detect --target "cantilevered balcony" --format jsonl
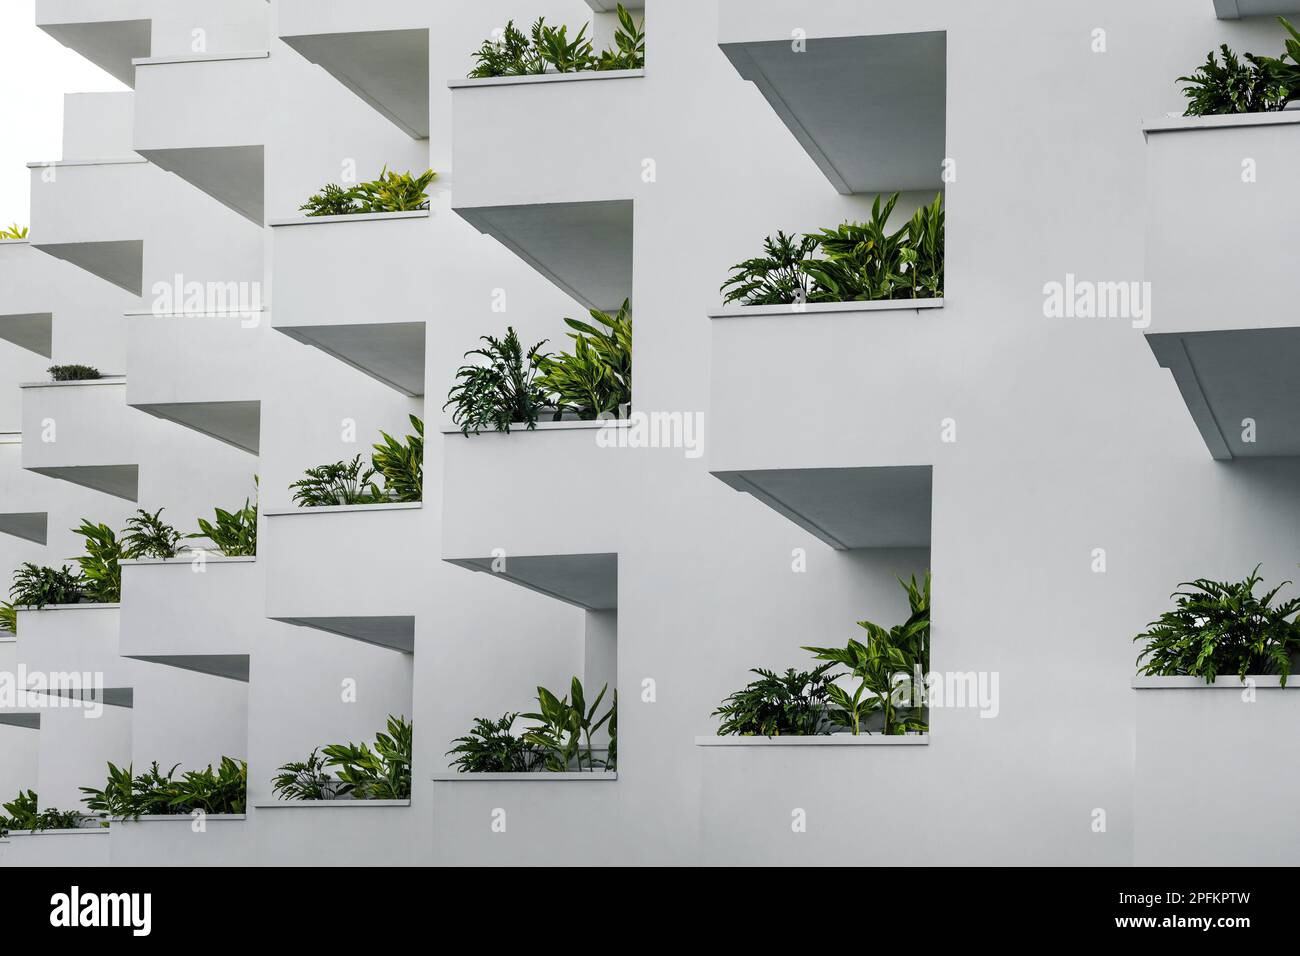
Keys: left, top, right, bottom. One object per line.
{"left": 0, "top": 435, "right": 49, "bottom": 544}
{"left": 36, "top": 0, "right": 151, "bottom": 85}
{"left": 19, "top": 377, "right": 140, "bottom": 500}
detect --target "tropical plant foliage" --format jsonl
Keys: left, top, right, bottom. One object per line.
{"left": 721, "top": 193, "right": 946, "bottom": 305}
{"left": 712, "top": 665, "right": 838, "bottom": 737}
{"left": 191, "top": 482, "right": 258, "bottom": 556}
{"left": 0, "top": 601, "right": 15, "bottom": 635}
{"left": 273, "top": 717, "right": 413, "bottom": 800}
{"left": 1179, "top": 44, "right": 1290, "bottom": 115}
{"left": 0, "top": 224, "right": 29, "bottom": 240}
{"left": 300, "top": 168, "right": 436, "bottom": 216}
{"left": 290, "top": 455, "right": 382, "bottom": 507}
{"left": 47, "top": 364, "right": 101, "bottom": 382}
{"left": 122, "top": 508, "right": 183, "bottom": 559}
{"left": 444, "top": 327, "right": 556, "bottom": 434}
{"left": 0, "top": 790, "right": 86, "bottom": 834}
{"left": 371, "top": 415, "right": 424, "bottom": 503}
{"left": 1254, "top": 17, "right": 1300, "bottom": 101}
{"left": 448, "top": 679, "right": 617, "bottom": 773}
{"left": 1134, "top": 567, "right": 1300, "bottom": 685}
{"left": 271, "top": 749, "right": 338, "bottom": 800}
{"left": 9, "top": 563, "right": 83, "bottom": 608}
{"left": 536, "top": 300, "right": 633, "bottom": 420}
{"left": 468, "top": 4, "right": 644, "bottom": 77}
{"left": 80, "top": 758, "right": 247, "bottom": 819}
{"left": 70, "top": 520, "right": 124, "bottom": 603}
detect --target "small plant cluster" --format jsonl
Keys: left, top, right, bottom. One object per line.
{"left": 0, "top": 224, "right": 28, "bottom": 240}
{"left": 0, "top": 790, "right": 87, "bottom": 835}
{"left": 713, "top": 574, "right": 931, "bottom": 737}
{"left": 447, "top": 678, "right": 616, "bottom": 773}
{"left": 722, "top": 193, "right": 945, "bottom": 306}
{"left": 290, "top": 416, "right": 423, "bottom": 507}
{"left": 445, "top": 301, "right": 632, "bottom": 434}
{"left": 300, "top": 168, "right": 436, "bottom": 216}
{"left": 47, "top": 364, "right": 101, "bottom": 382}
{"left": 273, "top": 716, "right": 412, "bottom": 800}
{"left": 193, "top": 482, "right": 258, "bottom": 556}
{"left": 1179, "top": 17, "right": 1300, "bottom": 116}
{"left": 1134, "top": 567, "right": 1300, "bottom": 685}
{"left": 469, "top": 4, "right": 644, "bottom": 78}
{"left": 80, "top": 757, "right": 247, "bottom": 819}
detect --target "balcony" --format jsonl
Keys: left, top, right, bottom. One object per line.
{"left": 19, "top": 377, "right": 140, "bottom": 500}
{"left": 0, "top": 436, "right": 47, "bottom": 544}
{"left": 1143, "top": 111, "right": 1300, "bottom": 460}
{"left": 269, "top": 211, "right": 432, "bottom": 396}
{"left": 17, "top": 604, "right": 137, "bottom": 699}
{"left": 718, "top": 0, "right": 946, "bottom": 194}
{"left": 251, "top": 801, "right": 415, "bottom": 866}
{"left": 277, "top": 0, "right": 429, "bottom": 139}
{"left": 1, "top": 829, "right": 110, "bottom": 867}
{"left": 132, "top": 52, "right": 270, "bottom": 224}
{"left": 108, "top": 816, "right": 251, "bottom": 866}
{"left": 1134, "top": 677, "right": 1300, "bottom": 865}
{"left": 36, "top": 0, "right": 151, "bottom": 85}
{"left": 1213, "top": 1, "right": 1300, "bottom": 16}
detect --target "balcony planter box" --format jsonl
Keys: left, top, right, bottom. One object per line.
{"left": 251, "top": 799, "right": 416, "bottom": 866}
{"left": 264, "top": 503, "right": 425, "bottom": 652}
{"left": 1134, "top": 676, "right": 1300, "bottom": 865}
{"left": 1143, "top": 112, "right": 1300, "bottom": 460}
{"left": 19, "top": 376, "right": 143, "bottom": 500}
{"left": 132, "top": 52, "right": 271, "bottom": 224}
{"left": 2, "top": 827, "right": 110, "bottom": 867}
{"left": 16, "top": 603, "right": 136, "bottom": 692}
{"left": 119, "top": 556, "right": 258, "bottom": 680}
{"left": 107, "top": 814, "right": 252, "bottom": 867}
{"left": 269, "top": 211, "right": 432, "bottom": 396}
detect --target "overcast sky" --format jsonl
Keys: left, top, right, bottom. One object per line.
{"left": 0, "top": 0, "right": 128, "bottom": 227}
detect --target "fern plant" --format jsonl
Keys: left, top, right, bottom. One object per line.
{"left": 720, "top": 231, "right": 819, "bottom": 306}
{"left": 372, "top": 415, "right": 424, "bottom": 502}
{"left": 191, "top": 481, "right": 258, "bottom": 556}
{"left": 9, "top": 563, "right": 83, "bottom": 608}
{"left": 70, "top": 520, "right": 124, "bottom": 603}
{"left": 0, "top": 224, "right": 29, "bottom": 240}
{"left": 445, "top": 327, "right": 556, "bottom": 434}
{"left": 1134, "top": 567, "right": 1300, "bottom": 685}
{"left": 1179, "top": 44, "right": 1289, "bottom": 115}
{"left": 47, "top": 364, "right": 101, "bottom": 381}
{"left": 290, "top": 455, "right": 383, "bottom": 507}
{"left": 300, "top": 183, "right": 361, "bottom": 216}
{"left": 446, "top": 714, "right": 548, "bottom": 773}
{"left": 321, "top": 716, "right": 413, "bottom": 799}
{"left": 122, "top": 508, "right": 183, "bottom": 559}
{"left": 536, "top": 300, "right": 632, "bottom": 419}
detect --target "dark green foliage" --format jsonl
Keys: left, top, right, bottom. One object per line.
{"left": 0, "top": 790, "right": 86, "bottom": 834}
{"left": 271, "top": 749, "right": 337, "bottom": 800}
{"left": 0, "top": 601, "right": 15, "bottom": 635}
{"left": 9, "top": 562, "right": 83, "bottom": 608}
{"left": 290, "top": 455, "right": 382, "bottom": 507}
{"left": 712, "top": 665, "right": 837, "bottom": 737}
{"left": 1179, "top": 44, "right": 1289, "bottom": 115}
{"left": 444, "top": 327, "right": 556, "bottom": 434}
{"left": 1134, "top": 567, "right": 1300, "bottom": 685}
{"left": 70, "top": 520, "right": 124, "bottom": 603}
{"left": 468, "top": 4, "right": 645, "bottom": 77}
{"left": 80, "top": 758, "right": 247, "bottom": 819}
{"left": 299, "top": 183, "right": 360, "bottom": 216}
{"left": 371, "top": 415, "right": 424, "bottom": 503}
{"left": 446, "top": 714, "right": 548, "bottom": 773}
{"left": 536, "top": 300, "right": 632, "bottom": 420}
{"left": 1255, "top": 17, "right": 1300, "bottom": 101}
{"left": 300, "top": 168, "right": 436, "bottom": 216}
{"left": 191, "top": 487, "right": 258, "bottom": 557}
{"left": 319, "top": 716, "right": 413, "bottom": 799}
{"left": 720, "top": 231, "right": 818, "bottom": 306}
{"left": 47, "top": 364, "right": 101, "bottom": 381}
{"left": 122, "top": 508, "right": 183, "bottom": 559}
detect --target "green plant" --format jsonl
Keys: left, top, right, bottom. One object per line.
{"left": 1134, "top": 567, "right": 1300, "bottom": 686}
{"left": 9, "top": 563, "right": 83, "bottom": 608}
{"left": 469, "top": 19, "right": 547, "bottom": 77}
{"left": 321, "top": 716, "right": 412, "bottom": 799}
{"left": 272, "top": 749, "right": 339, "bottom": 800}
{"left": 445, "top": 327, "right": 556, "bottom": 434}
{"left": 0, "top": 601, "right": 15, "bottom": 635}
{"left": 47, "top": 364, "right": 101, "bottom": 382}
{"left": 290, "top": 455, "right": 383, "bottom": 507}
{"left": 720, "top": 231, "right": 819, "bottom": 306}
{"left": 522, "top": 678, "right": 615, "bottom": 772}
{"left": 0, "top": 224, "right": 28, "bottom": 240}
{"left": 597, "top": 4, "right": 646, "bottom": 71}
{"left": 1179, "top": 43, "right": 1290, "bottom": 116}
{"left": 122, "top": 507, "right": 183, "bottom": 559}
{"left": 300, "top": 182, "right": 361, "bottom": 217}
{"left": 80, "top": 758, "right": 246, "bottom": 819}
{"left": 300, "top": 168, "right": 436, "bottom": 216}
{"left": 536, "top": 300, "right": 633, "bottom": 419}
{"left": 712, "top": 665, "right": 836, "bottom": 737}
{"left": 533, "top": 20, "right": 594, "bottom": 73}
{"left": 467, "top": 5, "right": 644, "bottom": 78}
{"left": 804, "top": 573, "right": 931, "bottom": 736}
{"left": 0, "top": 790, "right": 85, "bottom": 835}
{"left": 446, "top": 714, "right": 548, "bottom": 773}
{"left": 372, "top": 415, "right": 424, "bottom": 502}
{"left": 70, "top": 520, "right": 124, "bottom": 603}
{"left": 1251, "top": 17, "right": 1300, "bottom": 103}
{"left": 804, "top": 193, "right": 914, "bottom": 302}
{"left": 191, "top": 483, "right": 258, "bottom": 556}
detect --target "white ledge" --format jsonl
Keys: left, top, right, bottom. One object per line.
{"left": 1143, "top": 110, "right": 1300, "bottom": 134}
{"left": 119, "top": 554, "right": 254, "bottom": 567}
{"left": 431, "top": 772, "right": 618, "bottom": 781}
{"left": 5, "top": 827, "right": 106, "bottom": 837}
{"left": 440, "top": 418, "right": 632, "bottom": 436}
{"left": 695, "top": 735, "right": 929, "bottom": 747}
{"left": 14, "top": 603, "right": 120, "bottom": 612}
{"left": 19, "top": 375, "right": 125, "bottom": 389}
{"left": 270, "top": 210, "right": 430, "bottom": 227}
{"left": 133, "top": 51, "right": 270, "bottom": 66}
{"left": 252, "top": 799, "right": 411, "bottom": 808}
{"left": 710, "top": 299, "right": 945, "bottom": 319}
{"left": 0, "top": 432, "right": 21, "bottom": 445}
{"left": 0, "top": 240, "right": 30, "bottom": 246}
{"left": 110, "top": 814, "right": 247, "bottom": 823}
{"left": 124, "top": 308, "right": 266, "bottom": 318}
{"left": 264, "top": 501, "right": 422, "bottom": 517}
{"left": 1132, "top": 675, "right": 1296, "bottom": 689}
{"left": 26, "top": 157, "right": 146, "bottom": 169}
{"left": 448, "top": 68, "right": 644, "bottom": 89}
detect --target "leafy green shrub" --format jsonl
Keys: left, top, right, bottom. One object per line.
{"left": 712, "top": 665, "right": 837, "bottom": 737}
{"left": 1180, "top": 44, "right": 1289, "bottom": 115}
{"left": 1134, "top": 567, "right": 1300, "bottom": 685}
{"left": 47, "top": 364, "right": 101, "bottom": 382}
{"left": 449, "top": 680, "right": 616, "bottom": 773}
{"left": 300, "top": 168, "right": 436, "bottom": 216}
{"left": 722, "top": 193, "right": 945, "bottom": 306}
{"left": 190, "top": 483, "right": 258, "bottom": 556}
{"left": 290, "top": 455, "right": 383, "bottom": 507}
{"left": 0, "top": 224, "right": 28, "bottom": 240}
{"left": 469, "top": 4, "right": 645, "bottom": 78}
{"left": 273, "top": 718, "right": 412, "bottom": 800}
{"left": 0, "top": 790, "right": 87, "bottom": 835}
{"left": 71, "top": 520, "right": 124, "bottom": 603}
{"left": 80, "top": 758, "right": 247, "bottom": 819}
{"left": 0, "top": 601, "right": 15, "bottom": 635}
{"left": 9, "top": 563, "right": 83, "bottom": 608}
{"left": 371, "top": 415, "right": 424, "bottom": 503}
{"left": 445, "top": 327, "right": 557, "bottom": 434}
{"left": 536, "top": 300, "right": 632, "bottom": 420}
{"left": 1254, "top": 17, "right": 1300, "bottom": 102}
{"left": 271, "top": 749, "right": 338, "bottom": 801}
{"left": 122, "top": 508, "right": 183, "bottom": 559}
